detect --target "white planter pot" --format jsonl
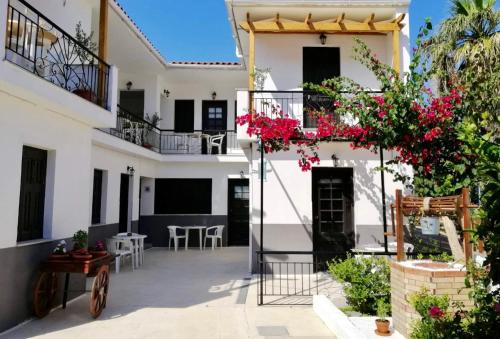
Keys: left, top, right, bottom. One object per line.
{"left": 421, "top": 216, "right": 440, "bottom": 235}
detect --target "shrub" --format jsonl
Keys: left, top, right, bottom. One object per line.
{"left": 328, "top": 254, "right": 390, "bottom": 315}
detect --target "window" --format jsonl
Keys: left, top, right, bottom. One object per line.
{"left": 91, "top": 169, "right": 103, "bottom": 224}
{"left": 155, "top": 179, "right": 212, "bottom": 214}
{"left": 17, "top": 146, "right": 47, "bottom": 242}
{"left": 119, "top": 90, "right": 145, "bottom": 119}
{"left": 233, "top": 185, "right": 249, "bottom": 200}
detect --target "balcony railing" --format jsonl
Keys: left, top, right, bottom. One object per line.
{"left": 5, "top": 0, "right": 110, "bottom": 109}
{"left": 99, "top": 105, "right": 240, "bottom": 155}
{"left": 250, "top": 90, "right": 381, "bottom": 128}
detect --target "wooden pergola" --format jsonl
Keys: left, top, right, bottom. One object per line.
{"left": 240, "top": 12, "right": 406, "bottom": 89}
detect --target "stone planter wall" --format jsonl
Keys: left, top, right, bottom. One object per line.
{"left": 390, "top": 260, "right": 472, "bottom": 338}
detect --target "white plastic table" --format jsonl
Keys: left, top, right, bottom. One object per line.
{"left": 113, "top": 233, "right": 148, "bottom": 267}
{"left": 184, "top": 226, "right": 206, "bottom": 250}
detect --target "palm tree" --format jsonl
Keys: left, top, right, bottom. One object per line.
{"left": 428, "top": 0, "right": 499, "bottom": 88}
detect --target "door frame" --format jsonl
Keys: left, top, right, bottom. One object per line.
{"left": 311, "top": 167, "right": 354, "bottom": 255}
{"left": 227, "top": 178, "right": 250, "bottom": 247}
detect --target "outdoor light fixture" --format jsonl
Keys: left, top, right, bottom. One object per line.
{"left": 126, "top": 81, "right": 132, "bottom": 90}
{"left": 240, "top": 170, "right": 245, "bottom": 178}
{"left": 163, "top": 89, "right": 170, "bottom": 98}
{"left": 211, "top": 91, "right": 217, "bottom": 100}
{"left": 319, "top": 33, "right": 327, "bottom": 45}
{"left": 331, "top": 153, "right": 339, "bottom": 167}
{"left": 126, "top": 166, "right": 135, "bottom": 176}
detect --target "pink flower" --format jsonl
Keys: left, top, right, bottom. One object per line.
{"left": 495, "top": 303, "right": 500, "bottom": 313}
{"left": 428, "top": 306, "right": 444, "bottom": 318}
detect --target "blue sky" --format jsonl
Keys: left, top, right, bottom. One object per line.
{"left": 117, "top": 0, "right": 450, "bottom": 62}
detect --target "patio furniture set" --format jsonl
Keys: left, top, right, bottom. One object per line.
{"left": 106, "top": 232, "right": 148, "bottom": 273}
{"left": 167, "top": 225, "right": 224, "bottom": 251}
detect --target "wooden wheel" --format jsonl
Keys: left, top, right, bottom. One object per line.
{"left": 90, "top": 265, "right": 109, "bottom": 318}
{"left": 33, "top": 272, "right": 58, "bottom": 318}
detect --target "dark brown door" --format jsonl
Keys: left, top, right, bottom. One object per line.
{"left": 228, "top": 179, "right": 250, "bottom": 246}
{"left": 120, "top": 90, "right": 145, "bottom": 119}
{"left": 119, "top": 174, "right": 129, "bottom": 233}
{"left": 91, "top": 169, "right": 103, "bottom": 225}
{"left": 174, "top": 100, "right": 195, "bottom": 133}
{"left": 17, "top": 146, "right": 47, "bottom": 242}
{"left": 202, "top": 101, "right": 227, "bottom": 154}
{"left": 312, "top": 168, "right": 354, "bottom": 260}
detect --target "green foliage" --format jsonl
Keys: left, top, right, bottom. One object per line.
{"left": 328, "top": 254, "right": 390, "bottom": 315}
{"left": 72, "top": 229, "right": 88, "bottom": 250}
{"left": 376, "top": 299, "right": 390, "bottom": 320}
{"left": 409, "top": 289, "right": 450, "bottom": 319}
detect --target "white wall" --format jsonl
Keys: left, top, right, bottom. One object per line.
{"left": 0, "top": 91, "right": 93, "bottom": 248}
{"left": 155, "top": 162, "right": 249, "bottom": 215}
{"left": 91, "top": 145, "right": 157, "bottom": 223}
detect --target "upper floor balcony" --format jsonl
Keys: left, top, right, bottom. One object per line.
{"left": 0, "top": 0, "right": 118, "bottom": 128}
{"left": 98, "top": 105, "right": 240, "bottom": 156}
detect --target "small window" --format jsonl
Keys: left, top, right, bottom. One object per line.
{"left": 91, "top": 169, "right": 103, "bottom": 224}
{"left": 155, "top": 179, "right": 212, "bottom": 214}
{"left": 234, "top": 185, "right": 249, "bottom": 200}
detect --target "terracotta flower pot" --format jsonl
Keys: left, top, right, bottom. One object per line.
{"left": 375, "top": 319, "right": 390, "bottom": 336}
{"left": 48, "top": 253, "right": 70, "bottom": 260}
{"left": 89, "top": 250, "right": 107, "bottom": 258}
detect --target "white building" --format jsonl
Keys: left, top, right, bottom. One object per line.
{"left": 0, "top": 0, "right": 410, "bottom": 331}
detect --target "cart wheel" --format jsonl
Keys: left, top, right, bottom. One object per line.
{"left": 33, "top": 272, "right": 58, "bottom": 318}
{"left": 90, "top": 265, "right": 109, "bottom": 318}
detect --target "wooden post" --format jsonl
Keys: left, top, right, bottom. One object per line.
{"left": 248, "top": 29, "right": 255, "bottom": 111}
{"left": 392, "top": 29, "right": 400, "bottom": 76}
{"left": 462, "top": 188, "right": 473, "bottom": 263}
{"left": 98, "top": 0, "right": 108, "bottom": 105}
{"left": 395, "top": 189, "right": 405, "bottom": 261}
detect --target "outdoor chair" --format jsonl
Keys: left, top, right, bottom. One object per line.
{"left": 204, "top": 225, "right": 224, "bottom": 250}
{"left": 167, "top": 226, "right": 186, "bottom": 251}
{"left": 207, "top": 134, "right": 225, "bottom": 154}
{"left": 106, "top": 238, "right": 134, "bottom": 273}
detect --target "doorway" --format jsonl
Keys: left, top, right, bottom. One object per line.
{"left": 202, "top": 100, "right": 227, "bottom": 154}
{"left": 119, "top": 173, "right": 130, "bottom": 233}
{"left": 312, "top": 168, "right": 354, "bottom": 260}
{"left": 227, "top": 179, "right": 250, "bottom": 246}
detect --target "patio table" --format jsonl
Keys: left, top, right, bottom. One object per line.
{"left": 113, "top": 233, "right": 148, "bottom": 267}
{"left": 184, "top": 226, "right": 206, "bottom": 251}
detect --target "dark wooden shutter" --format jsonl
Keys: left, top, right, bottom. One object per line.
{"left": 17, "top": 146, "right": 47, "bottom": 242}
{"left": 91, "top": 169, "right": 103, "bottom": 225}
{"left": 119, "top": 90, "right": 145, "bottom": 119}
{"left": 154, "top": 179, "right": 212, "bottom": 214}
{"left": 174, "top": 100, "right": 195, "bottom": 132}
{"left": 303, "top": 47, "right": 340, "bottom": 84}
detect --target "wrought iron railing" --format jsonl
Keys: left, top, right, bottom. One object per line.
{"left": 250, "top": 90, "right": 382, "bottom": 128}
{"left": 99, "top": 105, "right": 240, "bottom": 155}
{"left": 5, "top": 0, "right": 110, "bottom": 109}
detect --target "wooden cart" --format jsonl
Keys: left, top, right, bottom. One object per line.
{"left": 33, "top": 254, "right": 112, "bottom": 319}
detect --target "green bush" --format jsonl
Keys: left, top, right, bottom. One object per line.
{"left": 328, "top": 254, "right": 390, "bottom": 315}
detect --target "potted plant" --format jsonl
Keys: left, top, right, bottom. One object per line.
{"left": 142, "top": 112, "right": 162, "bottom": 149}
{"left": 375, "top": 299, "right": 391, "bottom": 336}
{"left": 71, "top": 230, "right": 92, "bottom": 260}
{"left": 49, "top": 240, "right": 70, "bottom": 260}
{"left": 89, "top": 240, "right": 107, "bottom": 257}
{"left": 72, "top": 21, "right": 98, "bottom": 102}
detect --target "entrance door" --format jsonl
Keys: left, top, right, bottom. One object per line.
{"left": 174, "top": 100, "right": 195, "bottom": 133}
{"left": 202, "top": 101, "right": 227, "bottom": 154}
{"left": 17, "top": 146, "right": 47, "bottom": 242}
{"left": 119, "top": 173, "right": 129, "bottom": 233}
{"left": 312, "top": 168, "right": 354, "bottom": 259}
{"left": 228, "top": 179, "right": 250, "bottom": 246}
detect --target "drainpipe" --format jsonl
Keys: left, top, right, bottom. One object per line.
{"left": 259, "top": 139, "right": 264, "bottom": 306}
{"left": 380, "top": 147, "right": 388, "bottom": 253}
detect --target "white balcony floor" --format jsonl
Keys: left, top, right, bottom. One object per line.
{"left": 3, "top": 248, "right": 336, "bottom": 339}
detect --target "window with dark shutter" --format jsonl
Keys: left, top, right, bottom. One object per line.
{"left": 91, "top": 169, "right": 103, "bottom": 225}
{"left": 174, "top": 100, "right": 195, "bottom": 133}
{"left": 154, "top": 179, "right": 212, "bottom": 214}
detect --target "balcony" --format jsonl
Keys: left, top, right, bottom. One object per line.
{"left": 99, "top": 105, "right": 240, "bottom": 155}
{"left": 4, "top": 0, "right": 110, "bottom": 110}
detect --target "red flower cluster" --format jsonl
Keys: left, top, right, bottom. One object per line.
{"left": 428, "top": 305, "right": 445, "bottom": 318}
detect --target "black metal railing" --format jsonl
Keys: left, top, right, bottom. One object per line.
{"left": 99, "top": 105, "right": 240, "bottom": 155}
{"left": 5, "top": 0, "right": 110, "bottom": 109}
{"left": 256, "top": 249, "right": 446, "bottom": 305}
{"left": 250, "top": 90, "right": 382, "bottom": 128}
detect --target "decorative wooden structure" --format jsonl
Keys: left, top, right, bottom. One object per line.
{"left": 394, "top": 188, "right": 476, "bottom": 262}
{"left": 33, "top": 255, "right": 112, "bottom": 319}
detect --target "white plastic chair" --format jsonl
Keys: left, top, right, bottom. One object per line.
{"left": 204, "top": 225, "right": 224, "bottom": 250}
{"left": 106, "top": 238, "right": 134, "bottom": 273}
{"left": 116, "top": 232, "right": 146, "bottom": 266}
{"left": 167, "top": 226, "right": 186, "bottom": 251}
{"left": 207, "top": 134, "right": 225, "bottom": 154}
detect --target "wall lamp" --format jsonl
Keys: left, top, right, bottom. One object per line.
{"left": 319, "top": 33, "right": 327, "bottom": 45}
{"left": 126, "top": 81, "right": 133, "bottom": 90}
{"left": 240, "top": 170, "right": 245, "bottom": 178}
{"left": 126, "top": 166, "right": 135, "bottom": 176}
{"left": 331, "top": 153, "right": 339, "bottom": 167}
{"left": 211, "top": 91, "right": 217, "bottom": 100}
{"left": 163, "top": 89, "right": 170, "bottom": 98}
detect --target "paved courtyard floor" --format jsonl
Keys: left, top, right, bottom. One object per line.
{"left": 2, "top": 248, "right": 336, "bottom": 339}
